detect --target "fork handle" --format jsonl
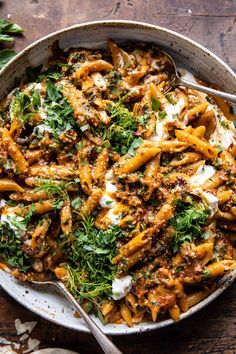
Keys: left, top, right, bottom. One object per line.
{"left": 55, "top": 281, "right": 123, "bottom": 354}
{"left": 177, "top": 76, "right": 236, "bottom": 105}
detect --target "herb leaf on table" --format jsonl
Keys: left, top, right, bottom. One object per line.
{"left": 0, "top": 18, "right": 24, "bottom": 69}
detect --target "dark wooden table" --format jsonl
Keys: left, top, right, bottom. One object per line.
{"left": 1, "top": 1, "right": 236, "bottom": 353}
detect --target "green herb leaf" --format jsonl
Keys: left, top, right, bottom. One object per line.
{"left": 0, "top": 222, "right": 31, "bottom": 272}
{"left": 0, "top": 34, "right": 14, "bottom": 42}
{"left": 32, "top": 89, "right": 41, "bottom": 107}
{"left": 151, "top": 97, "right": 161, "bottom": 112}
{"left": 202, "top": 269, "right": 211, "bottom": 278}
{"left": 165, "top": 94, "right": 176, "bottom": 105}
{"left": 35, "top": 181, "right": 69, "bottom": 204}
{"left": 97, "top": 309, "right": 106, "bottom": 325}
{"left": 0, "top": 19, "right": 23, "bottom": 33}
{"left": 159, "top": 111, "right": 167, "bottom": 120}
{"left": 39, "top": 70, "right": 61, "bottom": 81}
{"left": 65, "top": 217, "right": 124, "bottom": 300}
{"left": 52, "top": 199, "right": 64, "bottom": 210}
{"left": 0, "top": 49, "right": 16, "bottom": 69}
{"left": 138, "top": 114, "right": 149, "bottom": 126}
{"left": 32, "top": 82, "right": 76, "bottom": 142}
{"left": 46, "top": 80, "right": 61, "bottom": 101}
{"left": 71, "top": 196, "right": 82, "bottom": 209}
{"left": 149, "top": 200, "right": 161, "bottom": 207}
{"left": 170, "top": 200, "right": 209, "bottom": 252}
{"left": 128, "top": 137, "right": 143, "bottom": 156}
{"left": 103, "top": 98, "right": 137, "bottom": 155}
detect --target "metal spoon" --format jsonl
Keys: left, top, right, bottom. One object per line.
{"left": 30, "top": 279, "right": 123, "bottom": 354}
{"left": 163, "top": 50, "right": 236, "bottom": 104}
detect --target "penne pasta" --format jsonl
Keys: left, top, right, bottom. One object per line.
{"left": 0, "top": 39, "right": 235, "bottom": 327}
{"left": 175, "top": 129, "right": 218, "bottom": 159}
{"left": 115, "top": 145, "right": 160, "bottom": 175}
{"left": 2, "top": 127, "right": 28, "bottom": 173}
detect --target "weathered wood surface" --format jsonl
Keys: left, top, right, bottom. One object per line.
{"left": 1, "top": 1, "right": 236, "bottom": 353}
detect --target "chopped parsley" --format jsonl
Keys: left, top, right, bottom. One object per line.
{"left": 0, "top": 205, "right": 35, "bottom": 272}
{"left": 0, "top": 223, "right": 30, "bottom": 272}
{"left": 66, "top": 216, "right": 124, "bottom": 300}
{"left": 105, "top": 98, "right": 137, "bottom": 155}
{"left": 34, "top": 80, "right": 77, "bottom": 142}
{"left": 170, "top": 200, "right": 209, "bottom": 252}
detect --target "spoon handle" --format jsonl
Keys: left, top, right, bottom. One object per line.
{"left": 177, "top": 76, "right": 236, "bottom": 105}
{"left": 55, "top": 281, "right": 123, "bottom": 354}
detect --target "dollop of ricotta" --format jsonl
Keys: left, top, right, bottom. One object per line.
{"left": 112, "top": 275, "right": 133, "bottom": 300}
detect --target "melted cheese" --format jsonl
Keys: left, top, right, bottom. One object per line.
{"left": 150, "top": 97, "right": 186, "bottom": 143}
{"left": 209, "top": 115, "right": 236, "bottom": 149}
{"left": 1, "top": 209, "right": 25, "bottom": 239}
{"left": 201, "top": 191, "right": 218, "bottom": 216}
{"left": 189, "top": 164, "right": 218, "bottom": 215}
{"left": 189, "top": 164, "right": 216, "bottom": 187}
{"left": 187, "top": 80, "right": 236, "bottom": 149}
{"left": 112, "top": 275, "right": 132, "bottom": 300}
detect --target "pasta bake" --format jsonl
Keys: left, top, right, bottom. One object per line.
{"left": 0, "top": 40, "right": 236, "bottom": 326}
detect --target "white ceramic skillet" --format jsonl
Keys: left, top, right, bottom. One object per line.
{"left": 0, "top": 20, "right": 236, "bottom": 335}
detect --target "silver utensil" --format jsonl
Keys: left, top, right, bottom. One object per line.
{"left": 30, "top": 279, "right": 123, "bottom": 354}
{"left": 163, "top": 50, "right": 236, "bottom": 104}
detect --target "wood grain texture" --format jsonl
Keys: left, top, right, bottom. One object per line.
{"left": 0, "top": 0, "right": 236, "bottom": 353}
